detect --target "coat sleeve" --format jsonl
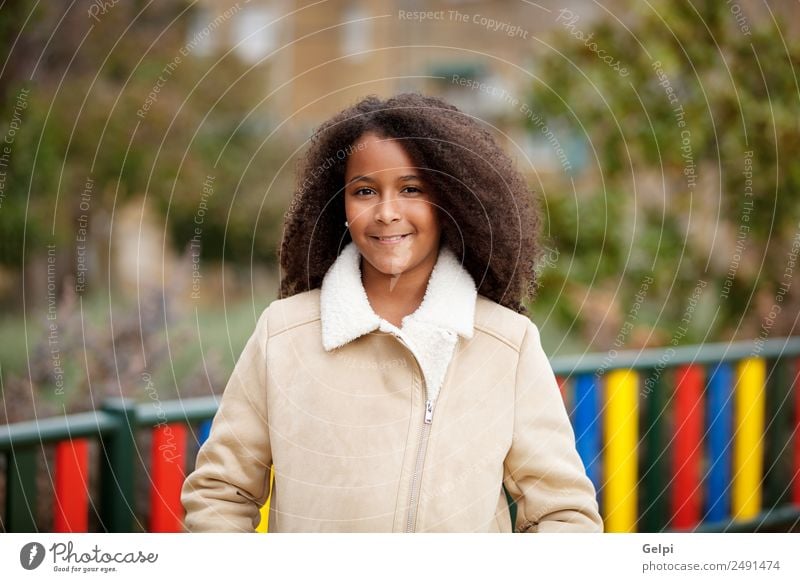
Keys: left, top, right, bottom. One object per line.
{"left": 503, "top": 319, "right": 604, "bottom": 533}
{"left": 181, "top": 307, "right": 272, "bottom": 532}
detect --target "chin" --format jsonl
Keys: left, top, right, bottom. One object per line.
{"left": 368, "top": 255, "right": 414, "bottom": 277}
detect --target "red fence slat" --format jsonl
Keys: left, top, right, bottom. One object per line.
{"left": 793, "top": 357, "right": 800, "bottom": 506}
{"left": 671, "top": 364, "right": 704, "bottom": 528}
{"left": 556, "top": 375, "right": 568, "bottom": 405}
{"left": 149, "top": 423, "right": 187, "bottom": 532}
{"left": 53, "top": 439, "right": 90, "bottom": 532}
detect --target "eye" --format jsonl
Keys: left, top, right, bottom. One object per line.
{"left": 401, "top": 186, "right": 423, "bottom": 195}
{"left": 352, "top": 187, "right": 374, "bottom": 197}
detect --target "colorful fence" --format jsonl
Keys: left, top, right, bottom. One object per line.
{"left": 550, "top": 338, "right": 800, "bottom": 533}
{"left": 0, "top": 397, "right": 216, "bottom": 533}
{"left": 1, "top": 337, "right": 799, "bottom": 532}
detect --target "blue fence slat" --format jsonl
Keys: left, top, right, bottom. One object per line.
{"left": 572, "top": 373, "right": 601, "bottom": 493}
{"left": 705, "top": 362, "right": 733, "bottom": 522}
{"left": 198, "top": 419, "right": 213, "bottom": 447}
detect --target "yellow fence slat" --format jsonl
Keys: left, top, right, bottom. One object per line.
{"left": 603, "top": 369, "right": 639, "bottom": 532}
{"left": 732, "top": 357, "right": 766, "bottom": 520}
{"left": 256, "top": 465, "right": 275, "bottom": 533}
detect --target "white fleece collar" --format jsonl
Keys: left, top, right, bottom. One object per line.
{"left": 320, "top": 241, "right": 477, "bottom": 402}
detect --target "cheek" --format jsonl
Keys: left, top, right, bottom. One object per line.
{"left": 409, "top": 201, "right": 440, "bottom": 233}
{"left": 344, "top": 199, "right": 369, "bottom": 226}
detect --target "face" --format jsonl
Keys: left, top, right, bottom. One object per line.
{"left": 344, "top": 132, "right": 441, "bottom": 277}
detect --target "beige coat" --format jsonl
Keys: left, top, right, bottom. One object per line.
{"left": 181, "top": 242, "right": 603, "bottom": 532}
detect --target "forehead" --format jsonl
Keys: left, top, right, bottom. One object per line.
{"left": 345, "top": 134, "right": 417, "bottom": 177}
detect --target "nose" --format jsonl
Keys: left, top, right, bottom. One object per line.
{"left": 374, "top": 195, "right": 402, "bottom": 224}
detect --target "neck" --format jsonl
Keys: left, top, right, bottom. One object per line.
{"left": 361, "top": 253, "right": 437, "bottom": 326}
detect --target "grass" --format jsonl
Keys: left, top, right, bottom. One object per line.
{"left": 0, "top": 311, "right": 33, "bottom": 380}
{"left": 0, "top": 290, "right": 275, "bottom": 415}
{"left": 151, "top": 297, "right": 271, "bottom": 401}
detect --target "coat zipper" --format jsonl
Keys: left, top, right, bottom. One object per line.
{"left": 395, "top": 335, "right": 436, "bottom": 533}
{"left": 394, "top": 335, "right": 435, "bottom": 533}
{"left": 405, "top": 397, "right": 434, "bottom": 532}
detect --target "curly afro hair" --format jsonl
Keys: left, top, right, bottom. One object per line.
{"left": 279, "top": 92, "right": 543, "bottom": 314}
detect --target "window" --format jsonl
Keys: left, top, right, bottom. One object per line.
{"left": 340, "top": 4, "right": 371, "bottom": 62}
{"left": 232, "top": 5, "right": 278, "bottom": 63}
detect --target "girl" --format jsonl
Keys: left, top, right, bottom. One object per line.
{"left": 181, "top": 93, "right": 603, "bottom": 533}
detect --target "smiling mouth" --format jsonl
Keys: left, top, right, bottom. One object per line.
{"left": 370, "top": 233, "right": 412, "bottom": 244}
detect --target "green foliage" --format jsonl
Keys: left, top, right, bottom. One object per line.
{"left": 530, "top": 0, "right": 800, "bottom": 340}
{"left": 0, "top": 2, "right": 288, "bottom": 268}
{"left": 544, "top": 188, "right": 626, "bottom": 283}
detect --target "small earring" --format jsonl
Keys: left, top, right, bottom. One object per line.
{"left": 345, "top": 221, "right": 349, "bottom": 228}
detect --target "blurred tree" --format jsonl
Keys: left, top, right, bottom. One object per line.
{"left": 530, "top": 0, "right": 800, "bottom": 342}
{"left": 0, "top": 1, "right": 287, "bottom": 274}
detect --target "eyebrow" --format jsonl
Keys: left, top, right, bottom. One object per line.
{"left": 346, "top": 174, "right": 423, "bottom": 186}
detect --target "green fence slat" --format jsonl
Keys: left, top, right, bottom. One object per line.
{"left": 6, "top": 448, "right": 37, "bottom": 532}
{"left": 763, "top": 358, "right": 793, "bottom": 509}
{"left": 99, "top": 399, "right": 137, "bottom": 532}
{"left": 504, "top": 484, "right": 517, "bottom": 532}
{"left": 640, "top": 367, "right": 671, "bottom": 532}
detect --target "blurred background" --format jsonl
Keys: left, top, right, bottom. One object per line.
{"left": 0, "top": 0, "right": 799, "bottom": 532}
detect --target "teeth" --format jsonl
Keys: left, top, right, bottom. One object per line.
{"left": 378, "top": 235, "right": 406, "bottom": 241}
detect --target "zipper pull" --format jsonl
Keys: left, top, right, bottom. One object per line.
{"left": 424, "top": 399, "right": 434, "bottom": 424}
